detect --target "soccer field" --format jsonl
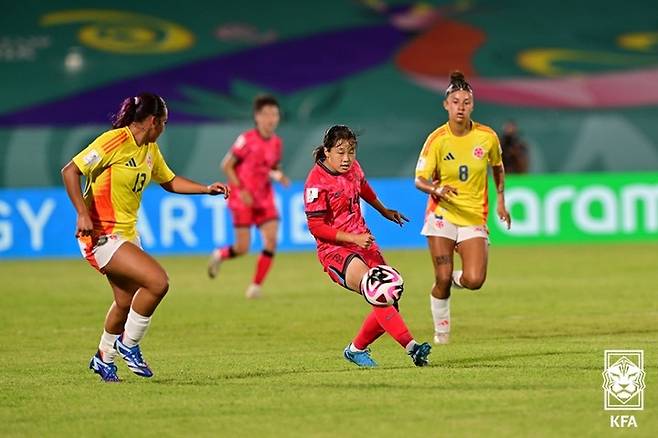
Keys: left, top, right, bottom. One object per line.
{"left": 1, "top": 244, "right": 656, "bottom": 437}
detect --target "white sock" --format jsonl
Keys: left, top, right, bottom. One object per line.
{"left": 405, "top": 340, "right": 418, "bottom": 353}
{"left": 452, "top": 270, "right": 464, "bottom": 288}
{"left": 430, "top": 295, "right": 450, "bottom": 334}
{"left": 98, "top": 330, "right": 119, "bottom": 363}
{"left": 349, "top": 343, "right": 365, "bottom": 353}
{"left": 123, "top": 309, "right": 151, "bottom": 347}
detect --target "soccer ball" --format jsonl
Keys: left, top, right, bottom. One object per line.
{"left": 360, "top": 265, "right": 404, "bottom": 306}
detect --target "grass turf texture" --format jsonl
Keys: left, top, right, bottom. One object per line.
{"left": 1, "top": 244, "right": 656, "bottom": 437}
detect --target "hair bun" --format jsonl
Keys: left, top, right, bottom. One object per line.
{"left": 450, "top": 70, "right": 465, "bottom": 82}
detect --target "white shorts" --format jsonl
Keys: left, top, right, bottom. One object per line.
{"left": 77, "top": 234, "right": 141, "bottom": 272}
{"left": 421, "top": 213, "right": 489, "bottom": 243}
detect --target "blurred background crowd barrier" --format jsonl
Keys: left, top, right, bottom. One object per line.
{"left": 1, "top": 0, "right": 657, "bottom": 258}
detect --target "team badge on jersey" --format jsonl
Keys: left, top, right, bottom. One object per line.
{"left": 146, "top": 153, "right": 153, "bottom": 169}
{"left": 473, "top": 146, "right": 485, "bottom": 159}
{"left": 306, "top": 187, "right": 319, "bottom": 202}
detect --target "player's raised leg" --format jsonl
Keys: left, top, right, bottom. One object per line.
{"left": 345, "top": 257, "right": 431, "bottom": 367}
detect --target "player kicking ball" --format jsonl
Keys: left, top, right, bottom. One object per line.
{"left": 303, "top": 125, "right": 431, "bottom": 367}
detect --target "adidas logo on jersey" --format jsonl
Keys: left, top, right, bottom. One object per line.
{"left": 125, "top": 158, "right": 137, "bottom": 167}
{"left": 443, "top": 152, "right": 455, "bottom": 160}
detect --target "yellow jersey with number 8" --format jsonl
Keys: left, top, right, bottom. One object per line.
{"left": 415, "top": 121, "right": 502, "bottom": 226}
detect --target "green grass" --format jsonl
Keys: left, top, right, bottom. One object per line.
{"left": 1, "top": 244, "right": 656, "bottom": 437}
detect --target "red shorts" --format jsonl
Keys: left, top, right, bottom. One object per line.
{"left": 229, "top": 203, "right": 279, "bottom": 227}
{"left": 319, "top": 245, "right": 386, "bottom": 290}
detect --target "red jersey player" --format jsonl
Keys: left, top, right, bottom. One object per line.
{"left": 304, "top": 125, "right": 432, "bottom": 367}
{"left": 207, "top": 95, "right": 290, "bottom": 298}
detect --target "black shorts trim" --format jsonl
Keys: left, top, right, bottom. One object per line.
{"left": 305, "top": 211, "right": 328, "bottom": 218}
{"left": 333, "top": 253, "right": 366, "bottom": 292}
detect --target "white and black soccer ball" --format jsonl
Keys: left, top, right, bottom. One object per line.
{"left": 360, "top": 265, "right": 404, "bottom": 306}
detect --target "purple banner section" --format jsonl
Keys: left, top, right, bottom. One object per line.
{"left": 0, "top": 25, "right": 404, "bottom": 125}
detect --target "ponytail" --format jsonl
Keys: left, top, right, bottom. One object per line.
{"left": 313, "top": 145, "right": 326, "bottom": 162}
{"left": 111, "top": 97, "right": 138, "bottom": 128}
{"left": 111, "top": 92, "right": 167, "bottom": 128}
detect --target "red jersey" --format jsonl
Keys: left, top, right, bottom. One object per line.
{"left": 227, "top": 128, "right": 282, "bottom": 209}
{"left": 304, "top": 160, "right": 376, "bottom": 256}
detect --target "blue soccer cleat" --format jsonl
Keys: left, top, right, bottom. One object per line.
{"left": 89, "top": 351, "right": 120, "bottom": 382}
{"left": 114, "top": 334, "right": 154, "bottom": 378}
{"left": 343, "top": 344, "right": 377, "bottom": 368}
{"left": 408, "top": 342, "right": 432, "bottom": 367}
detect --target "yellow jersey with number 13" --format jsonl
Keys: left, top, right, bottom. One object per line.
{"left": 415, "top": 121, "right": 502, "bottom": 226}
{"left": 72, "top": 127, "right": 175, "bottom": 239}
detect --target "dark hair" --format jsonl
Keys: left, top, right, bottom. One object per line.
{"left": 445, "top": 70, "right": 473, "bottom": 96}
{"left": 313, "top": 125, "right": 357, "bottom": 162}
{"left": 111, "top": 92, "right": 167, "bottom": 129}
{"left": 253, "top": 94, "right": 279, "bottom": 113}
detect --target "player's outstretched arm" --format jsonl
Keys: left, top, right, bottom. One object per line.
{"left": 360, "top": 180, "right": 408, "bottom": 226}
{"left": 161, "top": 176, "right": 230, "bottom": 198}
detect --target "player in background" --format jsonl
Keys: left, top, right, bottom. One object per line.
{"left": 304, "top": 125, "right": 432, "bottom": 367}
{"left": 61, "top": 93, "right": 229, "bottom": 382}
{"left": 207, "top": 95, "right": 290, "bottom": 299}
{"left": 414, "top": 71, "right": 511, "bottom": 345}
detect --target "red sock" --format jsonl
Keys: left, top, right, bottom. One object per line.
{"left": 219, "top": 246, "right": 236, "bottom": 260}
{"left": 352, "top": 311, "right": 386, "bottom": 350}
{"left": 252, "top": 250, "right": 274, "bottom": 285}
{"left": 372, "top": 306, "right": 414, "bottom": 348}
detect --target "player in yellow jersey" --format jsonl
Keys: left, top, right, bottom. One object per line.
{"left": 61, "top": 93, "right": 230, "bottom": 382}
{"left": 414, "top": 71, "right": 511, "bottom": 345}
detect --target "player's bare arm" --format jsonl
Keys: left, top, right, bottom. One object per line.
{"left": 492, "top": 164, "right": 511, "bottom": 229}
{"left": 61, "top": 160, "right": 94, "bottom": 237}
{"left": 414, "top": 175, "right": 458, "bottom": 201}
{"left": 161, "top": 176, "right": 229, "bottom": 198}
{"left": 367, "top": 197, "right": 409, "bottom": 226}
{"left": 222, "top": 153, "right": 252, "bottom": 205}
{"left": 269, "top": 165, "right": 290, "bottom": 187}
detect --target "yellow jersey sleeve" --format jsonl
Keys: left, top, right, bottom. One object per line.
{"left": 72, "top": 130, "right": 127, "bottom": 176}
{"left": 150, "top": 143, "right": 176, "bottom": 184}
{"left": 488, "top": 131, "right": 503, "bottom": 166}
{"left": 415, "top": 132, "right": 439, "bottom": 181}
